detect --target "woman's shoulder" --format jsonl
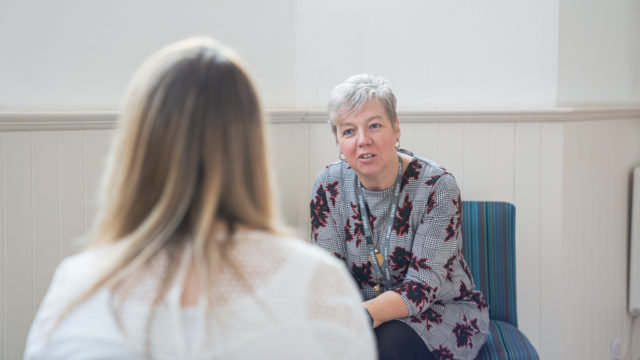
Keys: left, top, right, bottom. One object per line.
{"left": 72, "top": 240, "right": 132, "bottom": 268}
{"left": 52, "top": 244, "right": 121, "bottom": 285}
{"left": 24, "top": 245, "right": 122, "bottom": 356}
{"left": 403, "top": 151, "right": 458, "bottom": 184}
{"left": 41, "top": 242, "right": 140, "bottom": 298}
{"left": 404, "top": 153, "right": 443, "bottom": 175}
{"left": 313, "top": 160, "right": 352, "bottom": 185}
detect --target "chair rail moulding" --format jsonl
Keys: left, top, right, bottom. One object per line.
{"left": 0, "top": 111, "right": 118, "bottom": 131}
{"left": 1, "top": 107, "right": 639, "bottom": 131}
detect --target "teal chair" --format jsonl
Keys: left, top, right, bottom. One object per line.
{"left": 462, "top": 201, "right": 539, "bottom": 359}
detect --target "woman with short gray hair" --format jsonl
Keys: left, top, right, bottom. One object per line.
{"left": 311, "top": 74, "right": 489, "bottom": 359}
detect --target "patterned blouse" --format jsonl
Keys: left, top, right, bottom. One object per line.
{"left": 310, "top": 150, "right": 490, "bottom": 360}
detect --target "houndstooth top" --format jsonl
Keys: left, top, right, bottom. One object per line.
{"left": 310, "top": 150, "right": 490, "bottom": 360}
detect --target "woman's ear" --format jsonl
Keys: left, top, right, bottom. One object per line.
{"left": 395, "top": 118, "right": 401, "bottom": 140}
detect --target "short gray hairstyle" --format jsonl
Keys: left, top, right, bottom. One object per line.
{"left": 327, "top": 74, "right": 398, "bottom": 137}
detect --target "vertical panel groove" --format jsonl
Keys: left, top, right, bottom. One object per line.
{"left": 435, "top": 123, "right": 440, "bottom": 161}
{"left": 305, "top": 124, "right": 311, "bottom": 238}
{"left": 58, "top": 132, "right": 62, "bottom": 261}
{"left": 461, "top": 123, "right": 466, "bottom": 188}
{"left": 2, "top": 132, "right": 5, "bottom": 360}
{"left": 511, "top": 124, "right": 516, "bottom": 203}
{"left": 537, "top": 124, "right": 543, "bottom": 352}
{"left": 82, "top": 131, "right": 86, "bottom": 234}
{"left": 514, "top": 122, "right": 542, "bottom": 351}
{"left": 30, "top": 132, "right": 35, "bottom": 317}
{"left": 488, "top": 126, "right": 493, "bottom": 196}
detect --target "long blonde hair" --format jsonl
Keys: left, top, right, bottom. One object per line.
{"left": 56, "top": 37, "right": 280, "bottom": 337}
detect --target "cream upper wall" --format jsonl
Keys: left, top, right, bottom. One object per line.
{"left": 0, "top": 0, "right": 296, "bottom": 109}
{"left": 293, "top": 0, "right": 559, "bottom": 108}
{"left": 2, "top": 1, "right": 638, "bottom": 109}
{"left": 557, "top": 0, "right": 640, "bottom": 105}
{"left": 0, "top": 0, "right": 560, "bottom": 110}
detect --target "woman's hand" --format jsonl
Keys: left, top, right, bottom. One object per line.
{"left": 363, "top": 291, "right": 409, "bottom": 328}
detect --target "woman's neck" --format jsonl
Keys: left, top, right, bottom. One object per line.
{"left": 358, "top": 153, "right": 410, "bottom": 191}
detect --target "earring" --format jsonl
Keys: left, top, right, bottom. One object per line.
{"left": 339, "top": 152, "right": 346, "bottom": 160}
{"left": 394, "top": 141, "right": 400, "bottom": 149}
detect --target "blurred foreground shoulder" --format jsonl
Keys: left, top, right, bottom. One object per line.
{"left": 24, "top": 245, "right": 119, "bottom": 359}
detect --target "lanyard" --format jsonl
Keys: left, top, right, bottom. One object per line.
{"left": 355, "top": 154, "right": 403, "bottom": 294}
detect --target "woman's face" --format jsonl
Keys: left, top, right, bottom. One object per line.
{"left": 336, "top": 99, "right": 400, "bottom": 189}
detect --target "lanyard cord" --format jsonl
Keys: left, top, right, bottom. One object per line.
{"left": 355, "top": 154, "right": 403, "bottom": 293}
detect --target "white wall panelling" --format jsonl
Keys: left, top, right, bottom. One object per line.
{"left": 396, "top": 123, "right": 413, "bottom": 156}
{"left": 0, "top": 132, "right": 5, "bottom": 358}
{"left": 3, "top": 132, "right": 34, "bottom": 359}
{"left": 305, "top": 122, "right": 340, "bottom": 241}
{"left": 562, "top": 118, "right": 640, "bottom": 360}
{"left": 269, "top": 123, "right": 311, "bottom": 240}
{"left": 406, "top": 123, "right": 439, "bottom": 165}
{"left": 562, "top": 120, "right": 589, "bottom": 358}
{"left": 0, "top": 128, "right": 115, "bottom": 359}
{"left": 539, "top": 123, "right": 564, "bottom": 359}
{"left": 1, "top": 108, "right": 639, "bottom": 359}
{"left": 82, "top": 130, "right": 115, "bottom": 234}
{"left": 488, "top": 123, "right": 515, "bottom": 202}
{"left": 514, "top": 122, "right": 542, "bottom": 350}
{"left": 32, "top": 132, "right": 60, "bottom": 316}
{"left": 59, "top": 131, "right": 87, "bottom": 255}
{"left": 436, "top": 123, "right": 465, "bottom": 191}
{"left": 463, "top": 124, "right": 491, "bottom": 200}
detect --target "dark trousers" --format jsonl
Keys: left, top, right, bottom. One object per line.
{"left": 374, "top": 320, "right": 435, "bottom": 360}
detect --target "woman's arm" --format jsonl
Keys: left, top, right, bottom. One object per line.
{"left": 389, "top": 173, "right": 462, "bottom": 318}
{"left": 310, "top": 174, "right": 347, "bottom": 263}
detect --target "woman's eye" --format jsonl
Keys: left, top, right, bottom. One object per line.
{"left": 370, "top": 123, "right": 381, "bottom": 129}
{"left": 343, "top": 129, "right": 354, "bottom": 136}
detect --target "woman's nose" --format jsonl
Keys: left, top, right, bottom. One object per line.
{"left": 357, "top": 129, "right": 371, "bottom": 145}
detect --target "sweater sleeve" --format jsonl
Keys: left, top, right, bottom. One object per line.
{"left": 392, "top": 174, "right": 462, "bottom": 317}
{"left": 309, "top": 172, "right": 347, "bottom": 265}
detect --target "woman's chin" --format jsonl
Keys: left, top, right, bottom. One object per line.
{"left": 353, "top": 163, "right": 379, "bottom": 176}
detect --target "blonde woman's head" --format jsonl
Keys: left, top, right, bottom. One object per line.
{"left": 53, "top": 38, "right": 280, "bottom": 351}
{"left": 94, "top": 37, "right": 277, "bottom": 253}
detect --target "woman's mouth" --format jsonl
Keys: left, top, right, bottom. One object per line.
{"left": 359, "top": 153, "right": 375, "bottom": 159}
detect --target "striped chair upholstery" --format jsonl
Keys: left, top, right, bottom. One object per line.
{"left": 462, "top": 201, "right": 539, "bottom": 359}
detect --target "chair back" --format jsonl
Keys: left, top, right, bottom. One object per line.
{"left": 461, "top": 201, "right": 518, "bottom": 327}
